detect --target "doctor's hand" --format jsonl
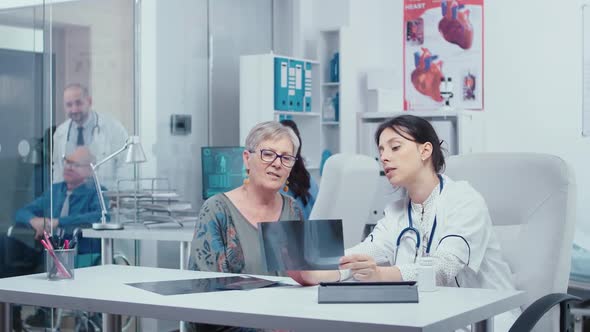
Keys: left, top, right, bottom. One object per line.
{"left": 339, "top": 254, "right": 383, "bottom": 282}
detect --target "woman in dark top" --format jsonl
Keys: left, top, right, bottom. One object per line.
{"left": 279, "top": 119, "right": 319, "bottom": 220}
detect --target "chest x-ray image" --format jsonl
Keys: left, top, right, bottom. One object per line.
{"left": 127, "top": 275, "right": 278, "bottom": 296}
{"left": 258, "top": 219, "right": 344, "bottom": 272}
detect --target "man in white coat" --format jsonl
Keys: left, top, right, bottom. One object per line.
{"left": 53, "top": 84, "right": 130, "bottom": 190}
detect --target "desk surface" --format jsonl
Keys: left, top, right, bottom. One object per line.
{"left": 83, "top": 222, "right": 195, "bottom": 242}
{"left": 0, "top": 265, "right": 525, "bottom": 332}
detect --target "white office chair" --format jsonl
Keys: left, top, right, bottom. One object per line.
{"left": 309, "top": 153, "right": 381, "bottom": 249}
{"left": 445, "top": 152, "right": 580, "bottom": 332}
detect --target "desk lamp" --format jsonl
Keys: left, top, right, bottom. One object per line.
{"left": 91, "top": 136, "right": 146, "bottom": 230}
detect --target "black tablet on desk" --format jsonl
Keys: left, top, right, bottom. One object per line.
{"left": 319, "top": 281, "right": 416, "bottom": 287}
{"left": 318, "top": 280, "right": 418, "bottom": 304}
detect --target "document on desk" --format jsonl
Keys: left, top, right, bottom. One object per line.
{"left": 127, "top": 276, "right": 279, "bottom": 295}
{"left": 258, "top": 219, "right": 344, "bottom": 272}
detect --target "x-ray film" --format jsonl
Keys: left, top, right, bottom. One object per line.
{"left": 127, "top": 276, "right": 278, "bottom": 295}
{"left": 258, "top": 219, "right": 344, "bottom": 271}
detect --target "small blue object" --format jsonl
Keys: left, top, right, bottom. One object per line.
{"left": 320, "top": 149, "right": 332, "bottom": 176}
{"left": 333, "top": 92, "right": 340, "bottom": 121}
{"left": 330, "top": 52, "right": 340, "bottom": 82}
{"left": 278, "top": 114, "right": 294, "bottom": 122}
{"left": 304, "top": 62, "right": 313, "bottom": 112}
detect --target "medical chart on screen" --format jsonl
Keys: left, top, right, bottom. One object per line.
{"left": 403, "top": 0, "right": 484, "bottom": 110}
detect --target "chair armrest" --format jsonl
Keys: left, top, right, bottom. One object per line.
{"left": 509, "top": 293, "right": 581, "bottom": 332}
{"left": 6, "top": 224, "right": 37, "bottom": 249}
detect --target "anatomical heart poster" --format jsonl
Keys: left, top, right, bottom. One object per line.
{"left": 403, "top": 0, "right": 483, "bottom": 110}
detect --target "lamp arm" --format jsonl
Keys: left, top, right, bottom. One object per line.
{"left": 90, "top": 163, "right": 109, "bottom": 224}
{"left": 93, "top": 138, "right": 131, "bottom": 169}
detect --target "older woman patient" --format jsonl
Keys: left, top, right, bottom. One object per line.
{"left": 189, "top": 121, "right": 303, "bottom": 276}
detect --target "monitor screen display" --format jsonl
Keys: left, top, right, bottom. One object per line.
{"left": 201, "top": 146, "right": 246, "bottom": 200}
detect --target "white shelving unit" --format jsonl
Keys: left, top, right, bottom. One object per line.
{"left": 317, "top": 27, "right": 358, "bottom": 159}
{"left": 239, "top": 53, "right": 322, "bottom": 169}
{"left": 318, "top": 29, "right": 341, "bottom": 157}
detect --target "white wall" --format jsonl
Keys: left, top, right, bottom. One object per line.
{"left": 209, "top": 0, "right": 273, "bottom": 146}
{"left": 484, "top": 0, "right": 590, "bottom": 243}
{"left": 0, "top": 25, "right": 43, "bottom": 52}
{"left": 138, "top": 1, "right": 209, "bottom": 329}
{"left": 298, "top": 0, "right": 400, "bottom": 151}
{"left": 477, "top": 2, "right": 589, "bottom": 241}
{"left": 49, "top": 0, "right": 135, "bottom": 130}
{"left": 299, "top": 0, "right": 590, "bottom": 243}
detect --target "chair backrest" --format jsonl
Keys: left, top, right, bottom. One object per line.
{"left": 310, "top": 153, "right": 381, "bottom": 249}
{"left": 445, "top": 153, "right": 576, "bottom": 330}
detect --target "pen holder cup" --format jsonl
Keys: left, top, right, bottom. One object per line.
{"left": 46, "top": 248, "right": 76, "bottom": 280}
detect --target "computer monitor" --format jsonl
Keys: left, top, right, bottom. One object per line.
{"left": 201, "top": 146, "right": 246, "bottom": 200}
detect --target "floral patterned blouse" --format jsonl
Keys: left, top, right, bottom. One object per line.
{"left": 187, "top": 193, "right": 303, "bottom": 332}
{"left": 189, "top": 193, "right": 303, "bottom": 274}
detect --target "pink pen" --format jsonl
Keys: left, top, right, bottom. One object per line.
{"left": 63, "top": 240, "right": 69, "bottom": 250}
{"left": 40, "top": 239, "right": 72, "bottom": 279}
{"left": 43, "top": 231, "right": 53, "bottom": 250}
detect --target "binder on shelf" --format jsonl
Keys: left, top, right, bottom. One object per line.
{"left": 289, "top": 59, "right": 304, "bottom": 111}
{"left": 274, "top": 57, "right": 289, "bottom": 111}
{"left": 304, "top": 62, "right": 313, "bottom": 112}
{"left": 287, "top": 60, "right": 296, "bottom": 111}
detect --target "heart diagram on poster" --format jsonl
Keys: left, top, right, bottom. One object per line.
{"left": 403, "top": 0, "right": 483, "bottom": 110}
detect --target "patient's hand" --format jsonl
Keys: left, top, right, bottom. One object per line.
{"left": 287, "top": 270, "right": 340, "bottom": 286}
{"left": 287, "top": 270, "right": 315, "bottom": 286}
{"left": 29, "top": 218, "right": 59, "bottom": 239}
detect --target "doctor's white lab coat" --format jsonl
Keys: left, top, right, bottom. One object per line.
{"left": 53, "top": 111, "right": 130, "bottom": 190}
{"left": 346, "top": 174, "right": 521, "bottom": 331}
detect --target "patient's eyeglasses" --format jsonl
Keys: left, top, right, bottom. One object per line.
{"left": 251, "top": 149, "right": 297, "bottom": 168}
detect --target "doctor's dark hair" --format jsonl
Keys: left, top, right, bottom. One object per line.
{"left": 280, "top": 119, "right": 312, "bottom": 206}
{"left": 374, "top": 115, "right": 445, "bottom": 173}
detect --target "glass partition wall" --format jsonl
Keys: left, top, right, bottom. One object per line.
{"left": 0, "top": 0, "right": 279, "bottom": 330}
{"left": 0, "top": 0, "right": 136, "bottom": 330}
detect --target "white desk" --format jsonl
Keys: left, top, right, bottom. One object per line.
{"left": 0, "top": 265, "right": 525, "bottom": 332}
{"left": 83, "top": 222, "right": 195, "bottom": 269}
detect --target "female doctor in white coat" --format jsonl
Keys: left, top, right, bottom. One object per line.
{"left": 289, "top": 115, "right": 520, "bottom": 330}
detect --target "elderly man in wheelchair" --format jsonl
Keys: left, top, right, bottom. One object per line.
{"left": 3, "top": 147, "right": 103, "bottom": 331}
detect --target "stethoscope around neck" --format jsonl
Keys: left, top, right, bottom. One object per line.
{"left": 66, "top": 112, "right": 100, "bottom": 142}
{"left": 392, "top": 174, "right": 444, "bottom": 265}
